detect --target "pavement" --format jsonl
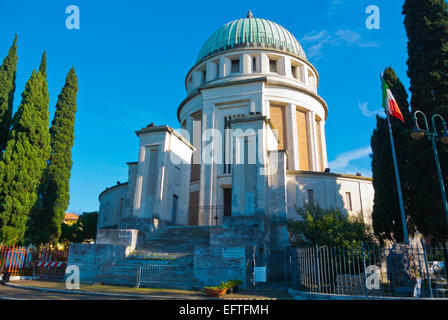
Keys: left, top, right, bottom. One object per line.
{"left": 0, "top": 280, "right": 293, "bottom": 300}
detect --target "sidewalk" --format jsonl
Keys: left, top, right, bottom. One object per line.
{"left": 3, "top": 280, "right": 293, "bottom": 300}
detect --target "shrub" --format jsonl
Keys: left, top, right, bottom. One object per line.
{"left": 287, "top": 205, "right": 375, "bottom": 248}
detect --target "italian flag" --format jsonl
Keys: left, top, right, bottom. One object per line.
{"left": 382, "top": 78, "right": 404, "bottom": 122}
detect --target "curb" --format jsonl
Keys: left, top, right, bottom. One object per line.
{"left": 3, "top": 283, "right": 206, "bottom": 300}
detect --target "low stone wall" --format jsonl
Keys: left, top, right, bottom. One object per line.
{"left": 118, "top": 217, "right": 158, "bottom": 235}
{"left": 67, "top": 243, "right": 128, "bottom": 284}
{"left": 193, "top": 246, "right": 247, "bottom": 289}
{"left": 96, "top": 229, "right": 139, "bottom": 255}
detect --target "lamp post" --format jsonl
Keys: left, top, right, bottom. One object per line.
{"left": 410, "top": 110, "right": 448, "bottom": 226}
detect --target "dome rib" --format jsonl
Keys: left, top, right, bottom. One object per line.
{"left": 196, "top": 17, "right": 306, "bottom": 63}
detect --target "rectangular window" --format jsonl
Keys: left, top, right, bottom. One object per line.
{"left": 345, "top": 192, "right": 352, "bottom": 211}
{"left": 171, "top": 195, "right": 178, "bottom": 225}
{"left": 202, "top": 70, "right": 206, "bottom": 83}
{"left": 231, "top": 59, "right": 240, "bottom": 73}
{"left": 174, "top": 166, "right": 181, "bottom": 186}
{"left": 269, "top": 59, "right": 277, "bottom": 73}
{"left": 270, "top": 104, "right": 287, "bottom": 150}
{"left": 308, "top": 189, "right": 315, "bottom": 206}
{"left": 216, "top": 62, "right": 220, "bottom": 78}
{"left": 252, "top": 56, "right": 257, "bottom": 72}
{"left": 147, "top": 148, "right": 159, "bottom": 196}
{"left": 291, "top": 65, "right": 297, "bottom": 78}
{"left": 223, "top": 116, "right": 232, "bottom": 174}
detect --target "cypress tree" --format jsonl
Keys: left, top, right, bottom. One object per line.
{"left": 371, "top": 67, "right": 412, "bottom": 242}
{"left": 38, "top": 51, "right": 46, "bottom": 79}
{"left": 0, "top": 56, "right": 51, "bottom": 245}
{"left": 0, "top": 36, "right": 18, "bottom": 153}
{"left": 403, "top": 0, "right": 448, "bottom": 241}
{"left": 28, "top": 68, "right": 78, "bottom": 244}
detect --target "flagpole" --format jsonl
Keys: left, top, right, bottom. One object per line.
{"left": 381, "top": 73, "right": 409, "bottom": 244}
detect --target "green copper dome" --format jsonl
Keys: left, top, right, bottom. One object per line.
{"left": 197, "top": 12, "right": 307, "bottom": 63}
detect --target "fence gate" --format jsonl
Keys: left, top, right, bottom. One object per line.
{"left": 247, "top": 247, "right": 298, "bottom": 290}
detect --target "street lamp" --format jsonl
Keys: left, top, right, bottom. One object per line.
{"left": 410, "top": 110, "right": 448, "bottom": 226}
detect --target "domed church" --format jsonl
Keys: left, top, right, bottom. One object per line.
{"left": 70, "top": 12, "right": 374, "bottom": 287}
{"left": 97, "top": 11, "right": 374, "bottom": 230}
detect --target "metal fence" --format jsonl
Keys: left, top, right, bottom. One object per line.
{"left": 136, "top": 265, "right": 188, "bottom": 288}
{"left": 295, "top": 242, "right": 448, "bottom": 298}
{"left": 0, "top": 245, "right": 69, "bottom": 280}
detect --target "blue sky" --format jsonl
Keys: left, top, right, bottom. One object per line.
{"left": 0, "top": 0, "right": 410, "bottom": 213}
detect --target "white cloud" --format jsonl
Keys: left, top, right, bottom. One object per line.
{"left": 301, "top": 28, "right": 379, "bottom": 60}
{"left": 358, "top": 101, "right": 383, "bottom": 118}
{"left": 328, "top": 146, "right": 372, "bottom": 176}
{"left": 335, "top": 29, "right": 379, "bottom": 48}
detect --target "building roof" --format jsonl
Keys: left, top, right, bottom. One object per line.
{"left": 64, "top": 212, "right": 79, "bottom": 221}
{"left": 196, "top": 12, "right": 307, "bottom": 63}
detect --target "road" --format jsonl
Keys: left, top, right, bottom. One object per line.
{"left": 0, "top": 285, "right": 144, "bottom": 300}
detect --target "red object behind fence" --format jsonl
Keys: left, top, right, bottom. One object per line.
{"left": 0, "top": 245, "right": 69, "bottom": 278}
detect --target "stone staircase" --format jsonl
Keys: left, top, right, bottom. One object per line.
{"left": 108, "top": 226, "right": 217, "bottom": 289}
{"left": 134, "top": 226, "right": 215, "bottom": 253}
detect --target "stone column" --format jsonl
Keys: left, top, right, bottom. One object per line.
{"left": 152, "top": 135, "right": 170, "bottom": 220}
{"left": 260, "top": 53, "right": 269, "bottom": 73}
{"left": 264, "top": 99, "right": 270, "bottom": 118}
{"left": 132, "top": 145, "right": 146, "bottom": 217}
{"left": 320, "top": 120, "right": 328, "bottom": 169}
{"left": 231, "top": 118, "right": 266, "bottom": 216}
{"left": 242, "top": 54, "right": 251, "bottom": 74}
{"left": 278, "top": 56, "right": 287, "bottom": 76}
{"left": 284, "top": 56, "right": 292, "bottom": 78}
{"left": 206, "top": 61, "right": 217, "bottom": 81}
{"left": 192, "top": 70, "right": 202, "bottom": 88}
{"left": 268, "top": 150, "right": 288, "bottom": 219}
{"left": 185, "top": 116, "right": 193, "bottom": 143}
{"left": 199, "top": 102, "right": 216, "bottom": 225}
{"left": 307, "top": 111, "right": 318, "bottom": 171}
{"left": 222, "top": 57, "right": 231, "bottom": 77}
{"left": 286, "top": 104, "right": 299, "bottom": 170}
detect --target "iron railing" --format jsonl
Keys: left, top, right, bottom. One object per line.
{"left": 136, "top": 265, "right": 190, "bottom": 288}
{"left": 294, "top": 242, "right": 448, "bottom": 298}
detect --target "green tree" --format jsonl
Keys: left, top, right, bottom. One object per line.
{"left": 28, "top": 68, "right": 78, "bottom": 245}
{"left": 0, "top": 36, "right": 18, "bottom": 153}
{"left": 403, "top": 0, "right": 448, "bottom": 241}
{"left": 59, "top": 222, "right": 81, "bottom": 245}
{"left": 371, "top": 67, "right": 413, "bottom": 243}
{"left": 287, "top": 205, "right": 374, "bottom": 248}
{"left": 0, "top": 55, "right": 51, "bottom": 245}
{"left": 77, "top": 211, "right": 98, "bottom": 241}
{"left": 59, "top": 211, "right": 98, "bottom": 245}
